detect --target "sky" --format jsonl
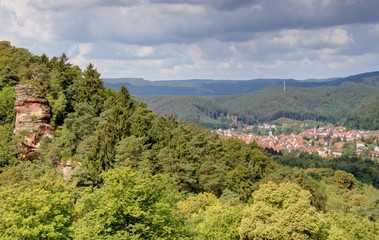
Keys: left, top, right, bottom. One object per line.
{"left": 1, "top": 0, "right": 379, "bottom": 80}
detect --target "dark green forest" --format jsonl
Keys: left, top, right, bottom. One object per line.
{"left": 0, "top": 41, "right": 378, "bottom": 239}
{"left": 139, "top": 85, "right": 379, "bottom": 130}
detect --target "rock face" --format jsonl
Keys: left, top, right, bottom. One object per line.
{"left": 62, "top": 159, "right": 75, "bottom": 180}
{"left": 14, "top": 84, "right": 53, "bottom": 152}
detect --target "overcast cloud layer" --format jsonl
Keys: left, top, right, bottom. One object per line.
{"left": 1, "top": 0, "right": 379, "bottom": 80}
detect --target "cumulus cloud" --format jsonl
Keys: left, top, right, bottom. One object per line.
{"left": 0, "top": 0, "right": 55, "bottom": 43}
{"left": 135, "top": 46, "right": 155, "bottom": 58}
{"left": 269, "top": 28, "right": 353, "bottom": 49}
{"left": 70, "top": 43, "right": 93, "bottom": 67}
{"left": 1, "top": 0, "right": 379, "bottom": 79}
{"left": 21, "top": 0, "right": 379, "bottom": 44}
{"left": 28, "top": 0, "right": 100, "bottom": 10}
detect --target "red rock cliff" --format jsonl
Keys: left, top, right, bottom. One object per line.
{"left": 14, "top": 84, "right": 53, "bottom": 152}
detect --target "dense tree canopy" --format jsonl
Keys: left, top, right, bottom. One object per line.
{"left": 74, "top": 167, "right": 187, "bottom": 239}
{"left": 0, "top": 173, "right": 75, "bottom": 239}
{"left": 140, "top": 86, "right": 379, "bottom": 129}
{"left": 239, "top": 182, "right": 327, "bottom": 240}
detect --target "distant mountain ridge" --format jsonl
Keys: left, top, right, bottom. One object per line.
{"left": 104, "top": 71, "right": 379, "bottom": 96}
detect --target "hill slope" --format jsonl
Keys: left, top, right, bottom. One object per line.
{"left": 104, "top": 71, "right": 379, "bottom": 96}
{"left": 139, "top": 85, "right": 379, "bottom": 129}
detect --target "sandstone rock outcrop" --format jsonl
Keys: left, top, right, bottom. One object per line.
{"left": 14, "top": 84, "right": 53, "bottom": 152}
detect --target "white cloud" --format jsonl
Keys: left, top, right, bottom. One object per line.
{"left": 28, "top": 0, "right": 107, "bottom": 10}
{"left": 369, "top": 24, "right": 379, "bottom": 35}
{"left": 70, "top": 43, "right": 93, "bottom": 67}
{"left": 218, "top": 62, "right": 231, "bottom": 70}
{"left": 1, "top": 0, "right": 379, "bottom": 80}
{"left": 326, "top": 28, "right": 352, "bottom": 45}
{"left": 135, "top": 46, "right": 155, "bottom": 58}
{"left": 0, "top": 0, "right": 54, "bottom": 43}
{"left": 158, "top": 3, "right": 206, "bottom": 15}
{"left": 270, "top": 27, "right": 352, "bottom": 49}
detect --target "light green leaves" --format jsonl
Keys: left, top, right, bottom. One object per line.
{"left": 0, "top": 174, "right": 75, "bottom": 239}
{"left": 74, "top": 167, "right": 187, "bottom": 239}
{"left": 239, "top": 182, "right": 327, "bottom": 240}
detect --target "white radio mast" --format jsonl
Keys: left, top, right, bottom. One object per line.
{"left": 283, "top": 81, "right": 286, "bottom": 92}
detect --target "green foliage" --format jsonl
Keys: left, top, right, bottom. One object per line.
{"left": 114, "top": 135, "right": 147, "bottom": 169}
{"left": 140, "top": 86, "right": 379, "bottom": 129}
{"left": 78, "top": 86, "right": 138, "bottom": 176}
{"left": 142, "top": 119, "right": 271, "bottom": 197}
{"left": 224, "top": 139, "right": 271, "bottom": 200}
{"left": 342, "top": 142, "right": 356, "bottom": 157}
{"left": 325, "top": 211, "right": 378, "bottom": 240}
{"left": 74, "top": 167, "right": 187, "bottom": 239}
{"left": 0, "top": 124, "right": 17, "bottom": 170}
{"left": 333, "top": 170, "right": 356, "bottom": 190}
{"left": 178, "top": 193, "right": 243, "bottom": 239}
{"left": 274, "top": 153, "right": 379, "bottom": 188}
{"left": 347, "top": 95, "right": 379, "bottom": 130}
{"left": 73, "top": 63, "right": 105, "bottom": 114}
{"left": 263, "top": 167, "right": 328, "bottom": 211}
{"left": 38, "top": 125, "right": 77, "bottom": 164}
{"left": 323, "top": 177, "right": 379, "bottom": 221}
{"left": 40, "top": 102, "right": 99, "bottom": 165}
{"left": 0, "top": 41, "right": 33, "bottom": 89}
{"left": 0, "top": 161, "right": 54, "bottom": 187}
{"left": 47, "top": 54, "right": 81, "bottom": 126}
{"left": 239, "top": 181, "right": 327, "bottom": 240}
{"left": 139, "top": 95, "right": 229, "bottom": 129}
{"left": 47, "top": 90, "right": 67, "bottom": 127}
{"left": 0, "top": 173, "right": 75, "bottom": 239}
{"left": 0, "top": 86, "right": 16, "bottom": 125}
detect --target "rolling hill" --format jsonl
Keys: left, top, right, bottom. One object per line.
{"left": 104, "top": 71, "right": 379, "bottom": 96}
{"left": 138, "top": 85, "right": 379, "bottom": 130}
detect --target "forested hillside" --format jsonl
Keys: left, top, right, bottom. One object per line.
{"left": 104, "top": 71, "right": 379, "bottom": 96}
{"left": 139, "top": 86, "right": 379, "bottom": 130}
{"left": 0, "top": 41, "right": 378, "bottom": 239}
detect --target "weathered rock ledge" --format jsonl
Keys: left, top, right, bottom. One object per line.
{"left": 14, "top": 84, "right": 53, "bottom": 152}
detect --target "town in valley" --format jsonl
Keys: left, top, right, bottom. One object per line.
{"left": 215, "top": 124, "right": 379, "bottom": 161}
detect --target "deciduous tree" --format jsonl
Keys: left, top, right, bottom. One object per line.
{"left": 239, "top": 181, "right": 327, "bottom": 240}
